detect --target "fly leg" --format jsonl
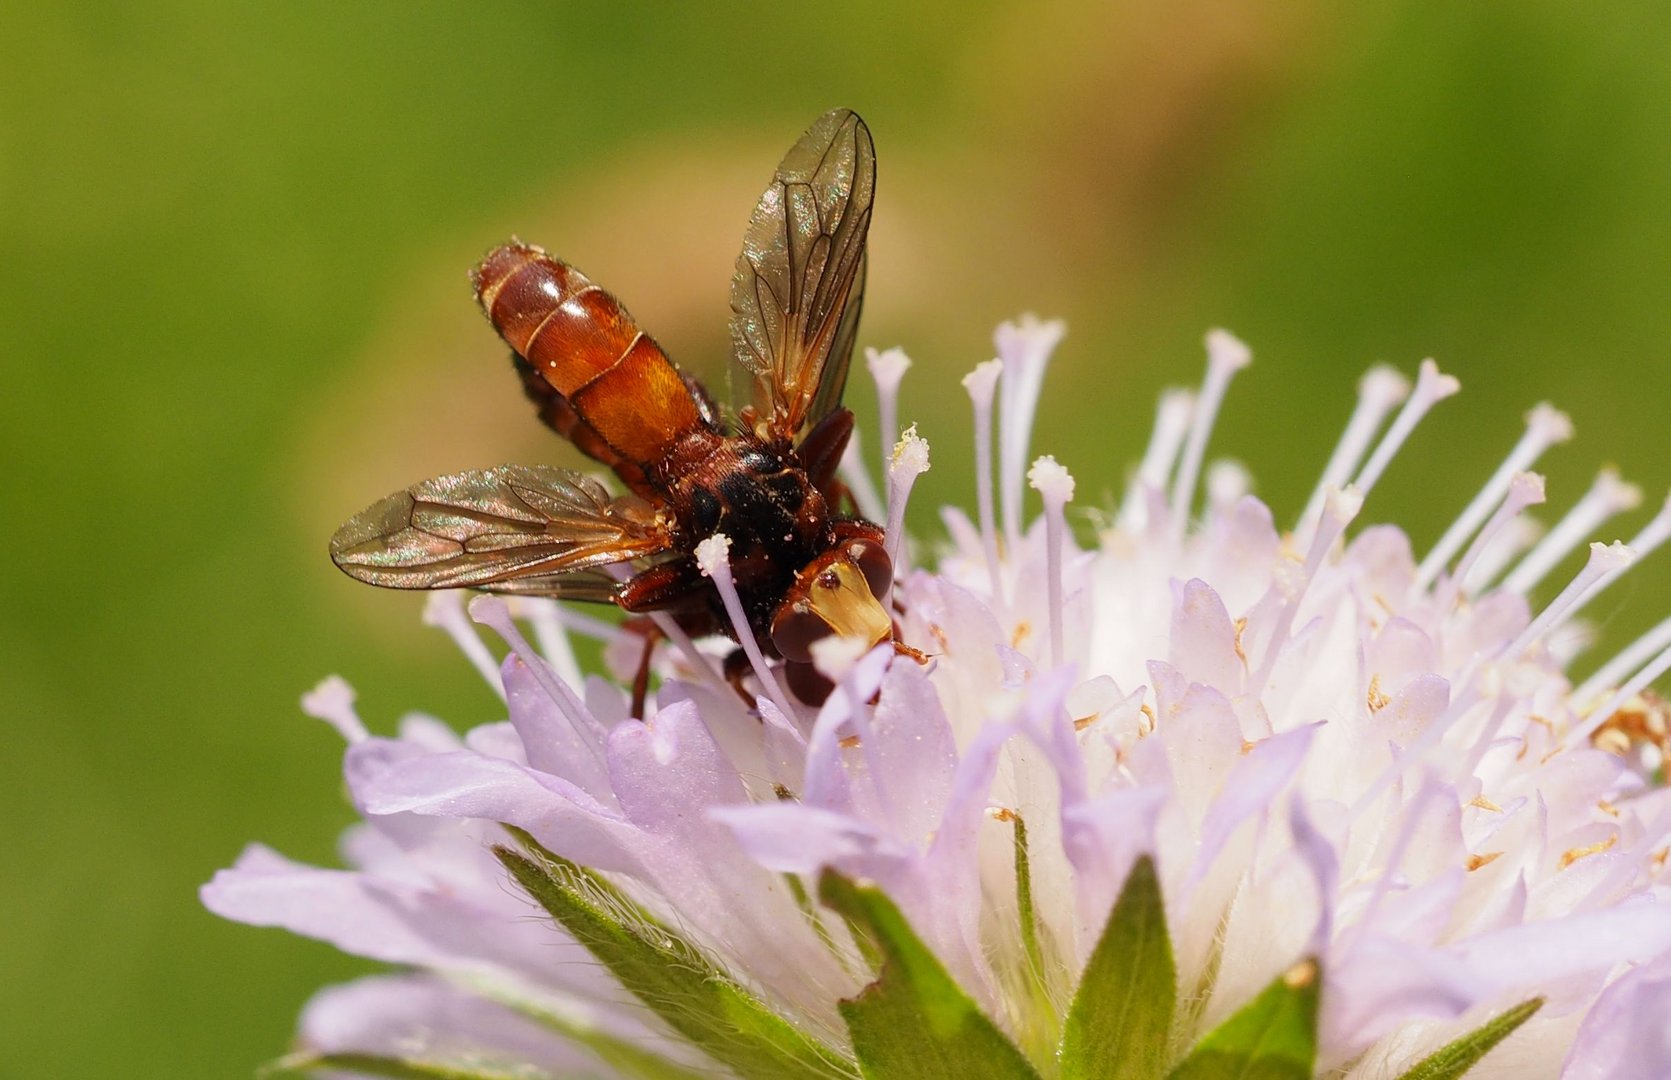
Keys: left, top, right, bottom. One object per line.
{"left": 623, "top": 619, "right": 665, "bottom": 720}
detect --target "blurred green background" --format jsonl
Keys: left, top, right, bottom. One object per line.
{"left": 6, "top": 1, "right": 1671, "bottom": 1075}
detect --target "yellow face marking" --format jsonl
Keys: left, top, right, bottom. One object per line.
{"left": 806, "top": 561, "right": 892, "bottom": 649}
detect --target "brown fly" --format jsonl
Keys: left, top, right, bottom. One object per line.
{"left": 330, "top": 109, "right": 893, "bottom": 711}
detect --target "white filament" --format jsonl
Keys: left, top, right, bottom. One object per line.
{"left": 1571, "top": 612, "right": 1671, "bottom": 710}
{"left": 1169, "top": 329, "right": 1251, "bottom": 543}
{"left": 1352, "top": 359, "right": 1461, "bottom": 500}
{"left": 695, "top": 534, "right": 796, "bottom": 720}
{"left": 1119, "top": 387, "right": 1194, "bottom": 532}
{"left": 1445, "top": 471, "right": 1546, "bottom": 598}
{"left": 1503, "top": 467, "right": 1642, "bottom": 595}
{"left": 1029, "top": 455, "right": 1075, "bottom": 670}
{"left": 963, "top": 359, "right": 1005, "bottom": 602}
{"left": 997, "top": 316, "right": 1065, "bottom": 553}
{"left": 300, "top": 675, "right": 367, "bottom": 743}
{"left": 838, "top": 432, "right": 886, "bottom": 525}
{"left": 423, "top": 591, "right": 506, "bottom": 701}
{"left": 504, "top": 596, "right": 584, "bottom": 691}
{"left": 867, "top": 346, "right": 913, "bottom": 480}
{"left": 1416, "top": 404, "right": 1572, "bottom": 590}
{"left": 1298, "top": 365, "right": 1410, "bottom": 532}
{"left": 885, "top": 426, "right": 931, "bottom": 579}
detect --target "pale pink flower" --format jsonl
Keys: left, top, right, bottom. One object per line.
{"left": 206, "top": 323, "right": 1671, "bottom": 1079}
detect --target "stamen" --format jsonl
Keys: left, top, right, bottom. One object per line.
{"left": 1169, "top": 329, "right": 1252, "bottom": 543}
{"left": 599, "top": 563, "right": 724, "bottom": 689}
{"left": 838, "top": 431, "right": 886, "bottom": 524}
{"left": 1501, "top": 542, "right": 1635, "bottom": 661}
{"left": 1248, "top": 485, "right": 1363, "bottom": 703}
{"left": 1351, "top": 359, "right": 1461, "bottom": 500}
{"left": 695, "top": 534, "right": 796, "bottom": 719}
{"left": 1571, "top": 612, "right": 1671, "bottom": 709}
{"left": 963, "top": 359, "right": 1005, "bottom": 601}
{"left": 469, "top": 596, "right": 602, "bottom": 738}
{"left": 1503, "top": 467, "right": 1642, "bottom": 596}
{"left": 1297, "top": 366, "right": 1411, "bottom": 532}
{"left": 1561, "top": 492, "right": 1671, "bottom": 627}
{"left": 300, "top": 675, "right": 367, "bottom": 743}
{"left": 1460, "top": 516, "right": 1542, "bottom": 594}
{"left": 866, "top": 346, "right": 912, "bottom": 481}
{"left": 1118, "top": 388, "right": 1194, "bottom": 531}
{"left": 1446, "top": 472, "right": 1546, "bottom": 598}
{"left": 884, "top": 426, "right": 931, "bottom": 578}
{"left": 997, "top": 315, "right": 1066, "bottom": 553}
{"left": 423, "top": 591, "right": 506, "bottom": 701}
{"left": 1568, "top": 642, "right": 1671, "bottom": 748}
{"left": 1028, "top": 455, "right": 1076, "bottom": 670}
{"left": 503, "top": 596, "right": 584, "bottom": 690}
{"left": 1415, "top": 404, "right": 1573, "bottom": 590}
{"left": 1206, "top": 459, "right": 1251, "bottom": 516}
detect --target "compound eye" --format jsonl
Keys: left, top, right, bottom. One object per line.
{"left": 770, "top": 602, "right": 831, "bottom": 664}
{"left": 847, "top": 538, "right": 893, "bottom": 598}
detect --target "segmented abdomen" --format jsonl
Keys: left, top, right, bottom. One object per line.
{"left": 473, "top": 241, "right": 705, "bottom": 468}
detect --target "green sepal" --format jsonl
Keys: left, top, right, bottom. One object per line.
{"left": 1059, "top": 855, "right": 1176, "bottom": 1080}
{"left": 1393, "top": 997, "right": 1544, "bottom": 1080}
{"left": 263, "top": 1052, "right": 555, "bottom": 1079}
{"left": 1168, "top": 957, "right": 1321, "bottom": 1080}
{"left": 818, "top": 869, "right": 1041, "bottom": 1080}
{"left": 494, "top": 832, "right": 851, "bottom": 1080}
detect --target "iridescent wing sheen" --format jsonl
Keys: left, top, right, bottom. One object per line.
{"left": 729, "top": 109, "right": 874, "bottom": 442}
{"left": 329, "top": 464, "right": 672, "bottom": 593}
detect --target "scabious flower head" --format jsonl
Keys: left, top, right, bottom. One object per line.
{"left": 206, "top": 323, "right": 1671, "bottom": 1079}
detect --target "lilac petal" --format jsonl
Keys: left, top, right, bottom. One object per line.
{"left": 1321, "top": 935, "right": 1486, "bottom": 1067}
{"left": 502, "top": 654, "right": 613, "bottom": 802}
{"left": 1366, "top": 617, "right": 1439, "bottom": 698}
{"left": 463, "top": 721, "right": 526, "bottom": 763}
{"left": 1186, "top": 722, "right": 1318, "bottom": 893}
{"left": 607, "top": 699, "right": 746, "bottom": 828}
{"left": 1561, "top": 947, "right": 1671, "bottom": 1079}
{"left": 200, "top": 845, "right": 598, "bottom": 990}
{"left": 299, "top": 973, "right": 595, "bottom": 1072}
{"left": 865, "top": 660, "right": 959, "bottom": 842}
{"left": 607, "top": 700, "right": 855, "bottom": 1018}
{"left": 1150, "top": 661, "right": 1245, "bottom": 826}
{"left": 1289, "top": 796, "right": 1339, "bottom": 954}
{"left": 1454, "top": 902, "right": 1671, "bottom": 1009}
{"left": 1170, "top": 578, "right": 1243, "bottom": 695}
{"left": 355, "top": 749, "right": 650, "bottom": 876}
{"left": 1061, "top": 787, "right": 1168, "bottom": 943}
{"left": 712, "top": 802, "right": 908, "bottom": 875}
{"left": 801, "top": 647, "right": 891, "bottom": 812}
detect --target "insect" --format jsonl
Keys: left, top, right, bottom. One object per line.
{"left": 329, "top": 109, "right": 894, "bottom": 710}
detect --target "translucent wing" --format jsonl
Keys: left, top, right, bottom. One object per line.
{"left": 329, "top": 464, "right": 672, "bottom": 593}
{"left": 729, "top": 109, "right": 875, "bottom": 441}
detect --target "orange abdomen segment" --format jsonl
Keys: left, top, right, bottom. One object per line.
{"left": 473, "top": 241, "right": 705, "bottom": 467}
